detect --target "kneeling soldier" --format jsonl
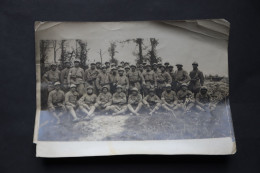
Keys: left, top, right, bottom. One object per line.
{"left": 65, "top": 84, "right": 80, "bottom": 122}
{"left": 127, "top": 87, "right": 143, "bottom": 116}
{"left": 143, "top": 88, "right": 161, "bottom": 115}
{"left": 95, "top": 86, "right": 113, "bottom": 112}
{"left": 177, "top": 83, "right": 195, "bottom": 113}
{"left": 161, "top": 84, "right": 179, "bottom": 116}
{"left": 78, "top": 86, "right": 97, "bottom": 118}
{"left": 47, "top": 82, "right": 66, "bottom": 124}
{"left": 106, "top": 85, "right": 128, "bottom": 115}
{"left": 195, "top": 86, "right": 215, "bottom": 112}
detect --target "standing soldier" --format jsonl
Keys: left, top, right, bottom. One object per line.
{"left": 106, "top": 85, "right": 128, "bottom": 115}
{"left": 42, "top": 63, "right": 61, "bottom": 92}
{"left": 127, "top": 65, "right": 145, "bottom": 92}
{"left": 161, "top": 84, "right": 179, "bottom": 116}
{"left": 109, "top": 67, "right": 119, "bottom": 94}
{"left": 177, "top": 83, "right": 195, "bottom": 113}
{"left": 164, "top": 62, "right": 170, "bottom": 71}
{"left": 95, "top": 86, "right": 113, "bottom": 112}
{"left": 116, "top": 68, "right": 129, "bottom": 94}
{"left": 173, "top": 63, "right": 190, "bottom": 91}
{"left": 47, "top": 82, "right": 65, "bottom": 124}
{"left": 168, "top": 65, "right": 175, "bottom": 90}
{"left": 127, "top": 87, "right": 143, "bottom": 116}
{"left": 65, "top": 84, "right": 80, "bottom": 122}
{"left": 124, "top": 65, "right": 130, "bottom": 76}
{"left": 96, "top": 62, "right": 102, "bottom": 72}
{"left": 67, "top": 59, "right": 85, "bottom": 96}
{"left": 156, "top": 65, "right": 172, "bottom": 98}
{"left": 195, "top": 86, "right": 215, "bottom": 112}
{"left": 137, "top": 64, "right": 144, "bottom": 74}
{"left": 84, "top": 63, "right": 99, "bottom": 94}
{"left": 96, "top": 65, "right": 111, "bottom": 92}
{"left": 78, "top": 86, "right": 97, "bottom": 118}
{"left": 60, "top": 61, "right": 71, "bottom": 91}
{"left": 143, "top": 88, "right": 161, "bottom": 115}
{"left": 105, "top": 62, "right": 111, "bottom": 73}
{"left": 189, "top": 61, "right": 204, "bottom": 96}
{"left": 142, "top": 64, "right": 157, "bottom": 96}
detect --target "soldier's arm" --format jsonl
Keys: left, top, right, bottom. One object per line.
{"left": 128, "top": 96, "right": 135, "bottom": 104}
{"left": 126, "top": 77, "right": 129, "bottom": 89}
{"left": 166, "top": 73, "right": 172, "bottom": 84}
{"left": 67, "top": 69, "right": 72, "bottom": 85}
{"left": 155, "top": 95, "right": 161, "bottom": 103}
{"left": 42, "top": 72, "right": 49, "bottom": 83}
{"left": 153, "top": 73, "right": 157, "bottom": 87}
{"left": 105, "top": 94, "right": 113, "bottom": 106}
{"left": 96, "top": 75, "right": 101, "bottom": 89}
{"left": 77, "top": 95, "right": 85, "bottom": 105}
{"left": 60, "top": 71, "right": 65, "bottom": 84}
{"left": 142, "top": 96, "right": 149, "bottom": 105}
{"left": 199, "top": 71, "right": 205, "bottom": 86}
{"left": 121, "top": 94, "right": 127, "bottom": 104}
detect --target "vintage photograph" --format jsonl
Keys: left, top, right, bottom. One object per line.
{"left": 34, "top": 20, "right": 235, "bottom": 156}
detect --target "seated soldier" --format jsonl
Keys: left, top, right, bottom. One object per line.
{"left": 143, "top": 88, "right": 161, "bottom": 115}
{"left": 195, "top": 86, "right": 215, "bottom": 112}
{"left": 177, "top": 83, "right": 195, "bottom": 113}
{"left": 65, "top": 84, "right": 80, "bottom": 122}
{"left": 106, "top": 85, "right": 128, "bottom": 116}
{"left": 47, "top": 82, "right": 66, "bottom": 124}
{"left": 127, "top": 87, "right": 143, "bottom": 116}
{"left": 78, "top": 86, "right": 97, "bottom": 118}
{"left": 161, "top": 84, "right": 180, "bottom": 116}
{"left": 95, "top": 86, "right": 113, "bottom": 112}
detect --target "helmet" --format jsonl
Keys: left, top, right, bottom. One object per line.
{"left": 50, "top": 63, "right": 57, "bottom": 66}
{"left": 74, "top": 59, "right": 80, "bottom": 63}
{"left": 165, "top": 84, "right": 171, "bottom": 88}
{"left": 101, "top": 65, "right": 106, "bottom": 69}
{"left": 116, "top": 85, "right": 123, "bottom": 89}
{"left": 130, "top": 64, "right": 136, "bottom": 68}
{"left": 118, "top": 68, "right": 125, "bottom": 72}
{"left": 169, "top": 65, "right": 173, "bottom": 68}
{"left": 164, "top": 62, "right": 169, "bottom": 65}
{"left": 181, "top": 83, "right": 188, "bottom": 87}
{"left": 176, "top": 63, "right": 183, "bottom": 66}
{"left": 131, "top": 87, "right": 138, "bottom": 92}
{"left": 54, "top": 81, "right": 61, "bottom": 86}
{"left": 102, "top": 86, "right": 109, "bottom": 90}
{"left": 90, "top": 62, "right": 96, "bottom": 65}
{"left": 201, "top": 86, "right": 208, "bottom": 90}
{"left": 192, "top": 61, "right": 198, "bottom": 65}
{"left": 125, "top": 66, "right": 130, "bottom": 69}
{"left": 70, "top": 84, "right": 77, "bottom": 88}
{"left": 86, "top": 85, "right": 94, "bottom": 90}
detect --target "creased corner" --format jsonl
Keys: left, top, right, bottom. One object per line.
{"left": 34, "top": 21, "right": 63, "bottom": 32}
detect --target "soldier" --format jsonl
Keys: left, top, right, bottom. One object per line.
{"left": 95, "top": 86, "right": 113, "bottom": 112}
{"left": 109, "top": 67, "right": 119, "bottom": 94}
{"left": 127, "top": 87, "right": 143, "bottom": 116}
{"left": 78, "top": 86, "right": 97, "bottom": 118}
{"left": 116, "top": 68, "right": 129, "bottom": 94}
{"left": 42, "top": 63, "right": 61, "bottom": 92}
{"left": 189, "top": 61, "right": 204, "bottom": 96}
{"left": 152, "top": 63, "right": 161, "bottom": 75}
{"left": 84, "top": 63, "right": 99, "bottom": 94}
{"left": 47, "top": 82, "right": 65, "bottom": 124}
{"left": 65, "top": 84, "right": 80, "bottom": 122}
{"left": 96, "top": 62, "right": 102, "bottom": 72}
{"left": 124, "top": 65, "right": 130, "bottom": 75}
{"left": 164, "top": 62, "right": 170, "bottom": 71}
{"left": 142, "top": 64, "right": 157, "bottom": 96}
{"left": 127, "top": 65, "right": 144, "bottom": 91}
{"left": 195, "top": 86, "right": 215, "bottom": 112}
{"left": 168, "top": 65, "right": 175, "bottom": 90}
{"left": 156, "top": 65, "right": 172, "bottom": 98}
{"left": 96, "top": 65, "right": 111, "bottom": 92}
{"left": 177, "top": 83, "right": 195, "bottom": 113}
{"left": 161, "top": 84, "right": 179, "bottom": 116}
{"left": 124, "top": 62, "right": 130, "bottom": 67}
{"left": 67, "top": 59, "right": 85, "bottom": 96}
{"left": 143, "top": 88, "right": 161, "bottom": 115}
{"left": 120, "top": 61, "right": 125, "bottom": 68}
{"left": 60, "top": 61, "right": 71, "bottom": 91}
{"left": 105, "top": 61, "right": 111, "bottom": 73}
{"left": 138, "top": 64, "right": 144, "bottom": 74}
{"left": 106, "top": 85, "right": 128, "bottom": 115}
{"left": 173, "top": 64, "right": 190, "bottom": 91}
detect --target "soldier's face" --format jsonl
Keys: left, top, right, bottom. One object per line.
{"left": 51, "top": 66, "right": 57, "bottom": 71}
{"left": 112, "top": 70, "right": 117, "bottom": 74}
{"left": 192, "top": 64, "right": 198, "bottom": 69}
{"left": 166, "top": 87, "right": 171, "bottom": 92}
{"left": 177, "top": 66, "right": 182, "bottom": 70}
{"left": 65, "top": 63, "right": 70, "bottom": 68}
{"left": 132, "top": 91, "right": 138, "bottom": 96}
{"left": 125, "top": 68, "right": 130, "bottom": 72}
{"left": 74, "top": 62, "right": 80, "bottom": 67}
{"left": 96, "top": 64, "right": 101, "bottom": 68}
{"left": 105, "top": 63, "right": 110, "bottom": 67}
{"left": 149, "top": 91, "right": 155, "bottom": 96}
{"left": 117, "top": 88, "right": 122, "bottom": 93}
{"left": 160, "top": 67, "right": 165, "bottom": 72}
{"left": 55, "top": 85, "right": 60, "bottom": 90}
{"left": 102, "top": 88, "right": 108, "bottom": 94}
{"left": 119, "top": 71, "right": 124, "bottom": 75}
{"left": 153, "top": 65, "right": 157, "bottom": 70}
{"left": 169, "top": 67, "right": 173, "bottom": 71}
{"left": 146, "top": 66, "right": 151, "bottom": 71}
{"left": 131, "top": 67, "right": 136, "bottom": 71}
{"left": 102, "top": 68, "right": 106, "bottom": 73}
{"left": 87, "top": 88, "right": 93, "bottom": 94}
{"left": 201, "top": 89, "right": 207, "bottom": 94}
{"left": 182, "top": 86, "right": 187, "bottom": 91}
{"left": 91, "top": 65, "right": 95, "bottom": 69}
{"left": 71, "top": 87, "right": 76, "bottom": 92}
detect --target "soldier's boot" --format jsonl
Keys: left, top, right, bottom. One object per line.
{"left": 68, "top": 107, "right": 79, "bottom": 122}
{"left": 135, "top": 102, "right": 143, "bottom": 115}
{"left": 79, "top": 106, "right": 89, "bottom": 116}
{"left": 88, "top": 106, "right": 96, "bottom": 116}
{"left": 127, "top": 104, "right": 137, "bottom": 115}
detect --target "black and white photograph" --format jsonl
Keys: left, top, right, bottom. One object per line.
{"left": 34, "top": 20, "right": 235, "bottom": 157}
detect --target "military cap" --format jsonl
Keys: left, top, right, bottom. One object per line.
{"left": 152, "top": 63, "right": 157, "bottom": 66}
{"left": 176, "top": 63, "right": 183, "bottom": 66}
{"left": 116, "top": 85, "right": 123, "bottom": 89}
{"left": 125, "top": 66, "right": 130, "bottom": 69}
{"left": 160, "top": 65, "right": 166, "bottom": 69}
{"left": 54, "top": 81, "right": 61, "bottom": 86}
{"left": 192, "top": 61, "right": 198, "bottom": 65}
{"left": 201, "top": 86, "right": 208, "bottom": 90}
{"left": 164, "top": 62, "right": 170, "bottom": 65}
{"left": 157, "top": 62, "right": 162, "bottom": 66}
{"left": 168, "top": 65, "right": 173, "bottom": 68}
{"left": 181, "top": 83, "right": 188, "bottom": 87}
{"left": 130, "top": 64, "right": 136, "bottom": 68}
{"left": 70, "top": 84, "right": 77, "bottom": 88}
{"left": 101, "top": 65, "right": 106, "bottom": 69}
{"left": 86, "top": 85, "right": 94, "bottom": 90}
{"left": 50, "top": 63, "right": 57, "bottom": 66}
{"left": 96, "top": 62, "right": 101, "bottom": 64}
{"left": 111, "top": 67, "right": 117, "bottom": 70}
{"left": 74, "top": 59, "right": 80, "bottom": 63}
{"left": 64, "top": 60, "right": 70, "bottom": 64}
{"left": 131, "top": 87, "right": 138, "bottom": 92}
{"left": 90, "top": 62, "right": 96, "bottom": 65}
{"left": 149, "top": 88, "right": 155, "bottom": 92}
{"left": 111, "top": 63, "right": 116, "bottom": 66}
{"left": 124, "top": 62, "right": 129, "bottom": 65}
{"left": 102, "top": 85, "right": 109, "bottom": 90}
{"left": 165, "top": 84, "right": 171, "bottom": 88}
{"left": 118, "top": 68, "right": 125, "bottom": 71}
{"left": 120, "top": 61, "right": 124, "bottom": 64}
{"left": 145, "top": 64, "right": 151, "bottom": 67}
{"left": 105, "top": 61, "right": 110, "bottom": 64}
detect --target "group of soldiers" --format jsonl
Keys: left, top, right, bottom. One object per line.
{"left": 42, "top": 59, "right": 214, "bottom": 124}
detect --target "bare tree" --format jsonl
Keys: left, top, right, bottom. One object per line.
{"left": 108, "top": 42, "right": 118, "bottom": 65}
{"left": 147, "top": 38, "right": 160, "bottom": 65}
{"left": 40, "top": 40, "right": 51, "bottom": 75}
{"left": 50, "top": 40, "right": 60, "bottom": 63}
{"left": 76, "top": 39, "right": 89, "bottom": 70}
{"left": 97, "top": 49, "right": 106, "bottom": 64}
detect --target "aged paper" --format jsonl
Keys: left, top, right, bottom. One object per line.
{"left": 34, "top": 20, "right": 236, "bottom": 157}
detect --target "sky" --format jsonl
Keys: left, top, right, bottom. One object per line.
{"left": 39, "top": 21, "right": 229, "bottom": 76}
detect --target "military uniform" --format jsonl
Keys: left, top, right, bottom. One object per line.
{"left": 195, "top": 90, "right": 215, "bottom": 112}
{"left": 143, "top": 94, "right": 161, "bottom": 111}
{"left": 95, "top": 92, "right": 113, "bottom": 110}
{"left": 161, "top": 89, "right": 182, "bottom": 112}
{"left": 127, "top": 70, "right": 144, "bottom": 91}
{"left": 60, "top": 67, "right": 70, "bottom": 90}
{"left": 96, "top": 71, "right": 111, "bottom": 91}
{"left": 84, "top": 68, "right": 99, "bottom": 94}
{"left": 106, "top": 91, "right": 127, "bottom": 115}
{"left": 47, "top": 89, "right": 65, "bottom": 112}
{"left": 109, "top": 72, "right": 119, "bottom": 94}
{"left": 143, "top": 70, "right": 157, "bottom": 95}
{"left": 189, "top": 69, "right": 204, "bottom": 94}
{"left": 68, "top": 67, "right": 85, "bottom": 96}
{"left": 78, "top": 93, "right": 97, "bottom": 116}
{"left": 65, "top": 88, "right": 80, "bottom": 121}
{"left": 173, "top": 69, "right": 190, "bottom": 91}
{"left": 177, "top": 89, "right": 195, "bottom": 111}
{"left": 43, "top": 69, "right": 61, "bottom": 92}
{"left": 116, "top": 75, "right": 129, "bottom": 93}
{"left": 156, "top": 70, "right": 172, "bottom": 97}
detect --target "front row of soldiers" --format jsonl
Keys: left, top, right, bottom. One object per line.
{"left": 48, "top": 80, "right": 215, "bottom": 124}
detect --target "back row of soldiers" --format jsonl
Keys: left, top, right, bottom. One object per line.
{"left": 43, "top": 59, "right": 213, "bottom": 124}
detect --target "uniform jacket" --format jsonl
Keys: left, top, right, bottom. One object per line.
{"left": 112, "top": 92, "right": 127, "bottom": 105}
{"left": 78, "top": 93, "right": 97, "bottom": 106}
{"left": 161, "top": 90, "right": 178, "bottom": 104}
{"left": 43, "top": 70, "right": 60, "bottom": 83}
{"left": 97, "top": 92, "right": 112, "bottom": 105}
{"left": 189, "top": 69, "right": 204, "bottom": 90}
{"left": 65, "top": 91, "right": 79, "bottom": 106}
{"left": 47, "top": 89, "right": 65, "bottom": 108}
{"left": 173, "top": 69, "right": 190, "bottom": 83}
{"left": 128, "top": 94, "right": 142, "bottom": 105}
